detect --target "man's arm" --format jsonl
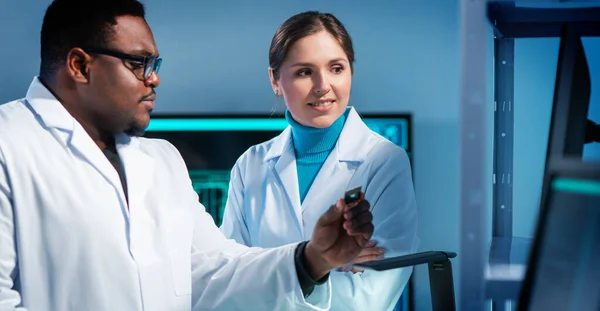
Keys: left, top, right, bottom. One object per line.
{"left": 159, "top": 140, "right": 372, "bottom": 310}
{"left": 0, "top": 147, "right": 27, "bottom": 310}
{"left": 189, "top": 198, "right": 332, "bottom": 311}
{"left": 157, "top": 141, "right": 331, "bottom": 311}
{"left": 219, "top": 161, "right": 326, "bottom": 298}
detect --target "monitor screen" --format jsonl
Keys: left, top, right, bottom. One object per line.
{"left": 143, "top": 114, "right": 412, "bottom": 226}
{"left": 520, "top": 174, "right": 600, "bottom": 311}
{"left": 545, "top": 26, "right": 591, "bottom": 159}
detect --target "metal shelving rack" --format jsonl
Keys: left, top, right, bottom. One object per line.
{"left": 459, "top": 1, "right": 600, "bottom": 310}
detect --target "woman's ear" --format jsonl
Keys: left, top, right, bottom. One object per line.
{"left": 268, "top": 67, "right": 280, "bottom": 96}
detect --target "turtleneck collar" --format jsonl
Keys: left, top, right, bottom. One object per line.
{"left": 285, "top": 109, "right": 348, "bottom": 156}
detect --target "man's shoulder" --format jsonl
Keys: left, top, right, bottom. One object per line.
{"left": 0, "top": 99, "right": 29, "bottom": 124}
{"left": 131, "top": 136, "right": 192, "bottom": 183}
{"left": 133, "top": 136, "right": 180, "bottom": 159}
{"left": 0, "top": 99, "right": 34, "bottom": 138}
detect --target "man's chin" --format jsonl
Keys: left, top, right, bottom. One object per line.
{"left": 124, "top": 122, "right": 148, "bottom": 137}
{"left": 123, "top": 112, "right": 152, "bottom": 137}
{"left": 124, "top": 127, "right": 146, "bottom": 137}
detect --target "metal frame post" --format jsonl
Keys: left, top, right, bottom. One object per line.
{"left": 491, "top": 36, "right": 515, "bottom": 311}
{"left": 428, "top": 259, "right": 457, "bottom": 311}
{"left": 459, "top": 0, "right": 489, "bottom": 310}
{"left": 492, "top": 36, "right": 515, "bottom": 238}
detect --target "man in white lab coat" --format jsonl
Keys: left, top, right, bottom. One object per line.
{"left": 0, "top": 1, "right": 376, "bottom": 310}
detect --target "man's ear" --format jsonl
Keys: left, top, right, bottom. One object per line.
{"left": 66, "top": 48, "right": 92, "bottom": 84}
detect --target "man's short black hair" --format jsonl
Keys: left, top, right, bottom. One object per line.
{"left": 40, "top": 0, "right": 146, "bottom": 79}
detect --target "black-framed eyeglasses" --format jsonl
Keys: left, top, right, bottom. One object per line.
{"left": 83, "top": 47, "right": 162, "bottom": 80}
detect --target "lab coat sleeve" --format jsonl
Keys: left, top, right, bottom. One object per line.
{"left": 158, "top": 141, "right": 331, "bottom": 311}
{"left": 218, "top": 161, "right": 252, "bottom": 245}
{"left": 0, "top": 148, "right": 27, "bottom": 310}
{"left": 190, "top": 215, "right": 331, "bottom": 311}
{"left": 330, "top": 148, "right": 419, "bottom": 311}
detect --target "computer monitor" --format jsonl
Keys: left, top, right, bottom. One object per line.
{"left": 517, "top": 159, "right": 600, "bottom": 311}
{"left": 544, "top": 25, "right": 591, "bottom": 160}
{"left": 143, "top": 113, "right": 412, "bottom": 226}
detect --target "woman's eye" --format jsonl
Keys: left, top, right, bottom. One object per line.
{"left": 332, "top": 66, "right": 344, "bottom": 74}
{"left": 297, "top": 69, "right": 312, "bottom": 76}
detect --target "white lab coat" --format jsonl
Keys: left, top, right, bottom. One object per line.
{"left": 220, "top": 107, "right": 420, "bottom": 311}
{"left": 0, "top": 77, "right": 331, "bottom": 311}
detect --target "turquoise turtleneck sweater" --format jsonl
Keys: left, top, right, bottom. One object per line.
{"left": 286, "top": 109, "right": 348, "bottom": 203}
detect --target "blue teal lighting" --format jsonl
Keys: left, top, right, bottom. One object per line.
{"left": 552, "top": 178, "right": 600, "bottom": 196}
{"left": 363, "top": 119, "right": 409, "bottom": 152}
{"left": 146, "top": 119, "right": 289, "bottom": 131}
{"left": 146, "top": 117, "right": 409, "bottom": 150}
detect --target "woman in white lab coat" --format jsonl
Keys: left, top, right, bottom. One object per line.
{"left": 220, "top": 11, "right": 419, "bottom": 311}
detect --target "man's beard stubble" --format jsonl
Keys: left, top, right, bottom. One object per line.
{"left": 124, "top": 109, "right": 152, "bottom": 137}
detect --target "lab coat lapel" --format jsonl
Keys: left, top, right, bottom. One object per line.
{"left": 69, "top": 124, "right": 128, "bottom": 205}
{"left": 264, "top": 128, "right": 304, "bottom": 235}
{"left": 301, "top": 107, "right": 370, "bottom": 211}
{"left": 115, "top": 134, "right": 154, "bottom": 210}
{"left": 300, "top": 153, "right": 355, "bottom": 212}
{"left": 24, "top": 76, "right": 129, "bottom": 208}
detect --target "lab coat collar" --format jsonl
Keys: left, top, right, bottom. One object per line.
{"left": 262, "top": 126, "right": 303, "bottom": 234}
{"left": 335, "top": 106, "right": 369, "bottom": 163}
{"left": 25, "top": 76, "right": 152, "bottom": 211}
{"left": 263, "top": 106, "right": 369, "bottom": 164}
{"left": 263, "top": 126, "right": 293, "bottom": 163}
{"left": 261, "top": 107, "right": 370, "bottom": 227}
{"left": 25, "top": 76, "right": 76, "bottom": 139}
{"left": 115, "top": 134, "right": 155, "bottom": 211}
